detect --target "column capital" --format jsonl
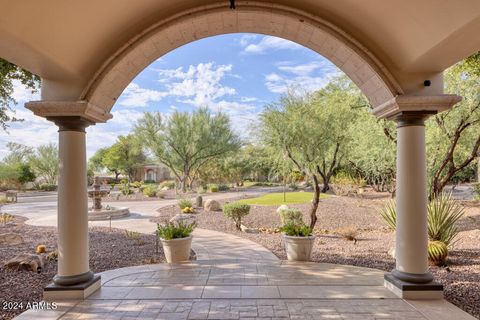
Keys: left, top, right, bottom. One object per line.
{"left": 25, "top": 100, "right": 113, "bottom": 123}
{"left": 372, "top": 94, "right": 462, "bottom": 119}
{"left": 47, "top": 116, "right": 94, "bottom": 132}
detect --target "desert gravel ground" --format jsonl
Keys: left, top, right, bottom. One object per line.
{"left": 155, "top": 192, "right": 480, "bottom": 318}
{"left": 0, "top": 216, "right": 167, "bottom": 320}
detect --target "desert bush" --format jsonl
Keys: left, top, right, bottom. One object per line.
{"left": 218, "top": 184, "right": 230, "bottom": 191}
{"left": 288, "top": 183, "right": 299, "bottom": 191}
{"left": 125, "top": 229, "right": 141, "bottom": 240}
{"left": 379, "top": 193, "right": 465, "bottom": 246}
{"left": 46, "top": 251, "right": 58, "bottom": 261}
{"left": 120, "top": 180, "right": 133, "bottom": 195}
{"left": 0, "top": 213, "right": 13, "bottom": 225}
{"left": 428, "top": 241, "right": 448, "bottom": 266}
{"left": 131, "top": 181, "right": 142, "bottom": 188}
{"left": 278, "top": 207, "right": 304, "bottom": 225}
{"left": 39, "top": 184, "right": 57, "bottom": 191}
{"left": 474, "top": 183, "right": 480, "bottom": 200}
{"left": 336, "top": 226, "right": 358, "bottom": 241}
{"left": 144, "top": 179, "right": 156, "bottom": 184}
{"left": 159, "top": 180, "right": 175, "bottom": 190}
{"left": 178, "top": 198, "right": 193, "bottom": 209}
{"left": 330, "top": 172, "right": 366, "bottom": 196}
{"left": 182, "top": 207, "right": 195, "bottom": 213}
{"left": 210, "top": 184, "right": 219, "bottom": 192}
{"left": 157, "top": 221, "right": 195, "bottom": 240}
{"left": 280, "top": 222, "right": 312, "bottom": 237}
{"left": 142, "top": 184, "right": 158, "bottom": 197}
{"left": 223, "top": 202, "right": 251, "bottom": 230}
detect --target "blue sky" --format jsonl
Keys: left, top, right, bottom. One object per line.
{"left": 0, "top": 33, "right": 340, "bottom": 158}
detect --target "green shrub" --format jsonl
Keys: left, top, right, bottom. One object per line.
{"left": 131, "top": 181, "right": 142, "bottom": 188}
{"left": 223, "top": 202, "right": 251, "bottom": 230}
{"left": 157, "top": 221, "right": 195, "bottom": 240}
{"left": 474, "top": 183, "right": 480, "bottom": 201}
{"left": 378, "top": 193, "right": 465, "bottom": 246}
{"left": 288, "top": 183, "right": 299, "bottom": 191}
{"left": 280, "top": 222, "right": 312, "bottom": 237}
{"left": 210, "top": 185, "right": 219, "bottom": 192}
{"left": 178, "top": 198, "right": 193, "bottom": 209}
{"left": 218, "top": 184, "right": 230, "bottom": 191}
{"left": 143, "top": 184, "right": 158, "bottom": 197}
{"left": 39, "top": 184, "right": 57, "bottom": 191}
{"left": 144, "top": 179, "right": 156, "bottom": 184}
{"left": 120, "top": 181, "right": 133, "bottom": 195}
{"left": 278, "top": 207, "right": 304, "bottom": 225}
{"left": 159, "top": 180, "right": 175, "bottom": 190}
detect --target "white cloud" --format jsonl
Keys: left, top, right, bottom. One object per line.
{"left": 242, "top": 36, "right": 301, "bottom": 54}
{"left": 160, "top": 63, "right": 236, "bottom": 107}
{"left": 238, "top": 34, "right": 259, "bottom": 47}
{"left": 265, "top": 60, "right": 341, "bottom": 94}
{"left": 118, "top": 83, "right": 166, "bottom": 107}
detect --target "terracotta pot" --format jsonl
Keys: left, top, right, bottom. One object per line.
{"left": 160, "top": 235, "right": 192, "bottom": 263}
{"left": 283, "top": 234, "right": 315, "bottom": 261}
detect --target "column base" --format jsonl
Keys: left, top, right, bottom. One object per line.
{"left": 384, "top": 273, "right": 443, "bottom": 300}
{"left": 44, "top": 274, "right": 101, "bottom": 301}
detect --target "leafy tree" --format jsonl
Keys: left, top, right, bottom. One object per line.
{"left": 2, "top": 142, "right": 34, "bottom": 164}
{"left": 135, "top": 108, "right": 241, "bottom": 192}
{"left": 0, "top": 58, "right": 40, "bottom": 130}
{"left": 29, "top": 143, "right": 59, "bottom": 185}
{"left": 101, "top": 135, "right": 146, "bottom": 182}
{"left": 17, "top": 163, "right": 36, "bottom": 184}
{"left": 260, "top": 78, "right": 356, "bottom": 229}
{"left": 426, "top": 55, "right": 480, "bottom": 199}
{"left": 347, "top": 107, "right": 397, "bottom": 193}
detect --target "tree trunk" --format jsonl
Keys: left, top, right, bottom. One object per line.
{"left": 309, "top": 174, "right": 321, "bottom": 230}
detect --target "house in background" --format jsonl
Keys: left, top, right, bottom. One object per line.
{"left": 134, "top": 164, "right": 171, "bottom": 183}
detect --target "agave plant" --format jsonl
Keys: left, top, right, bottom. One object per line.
{"left": 427, "top": 193, "right": 465, "bottom": 246}
{"left": 378, "top": 199, "right": 396, "bottom": 231}
{"left": 378, "top": 193, "right": 465, "bottom": 247}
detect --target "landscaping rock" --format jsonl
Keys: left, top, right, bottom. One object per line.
{"left": 469, "top": 229, "right": 480, "bottom": 239}
{"left": 240, "top": 224, "right": 259, "bottom": 234}
{"left": 5, "top": 253, "right": 44, "bottom": 273}
{"left": 0, "top": 233, "right": 24, "bottom": 246}
{"left": 169, "top": 213, "right": 196, "bottom": 225}
{"left": 204, "top": 199, "right": 221, "bottom": 211}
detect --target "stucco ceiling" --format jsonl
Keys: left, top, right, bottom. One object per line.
{"left": 0, "top": 0, "right": 479, "bottom": 99}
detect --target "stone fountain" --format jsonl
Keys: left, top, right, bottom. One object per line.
{"left": 87, "top": 177, "right": 130, "bottom": 221}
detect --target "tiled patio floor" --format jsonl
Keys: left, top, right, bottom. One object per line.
{"left": 16, "top": 260, "right": 475, "bottom": 319}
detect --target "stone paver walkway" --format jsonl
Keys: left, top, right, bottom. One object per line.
{"left": 5, "top": 192, "right": 476, "bottom": 320}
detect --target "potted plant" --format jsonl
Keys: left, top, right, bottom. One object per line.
{"left": 157, "top": 221, "right": 195, "bottom": 263}
{"left": 280, "top": 222, "right": 315, "bottom": 261}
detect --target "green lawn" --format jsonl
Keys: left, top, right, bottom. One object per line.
{"left": 237, "top": 192, "right": 328, "bottom": 205}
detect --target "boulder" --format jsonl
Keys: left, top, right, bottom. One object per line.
{"left": 5, "top": 254, "right": 44, "bottom": 273}
{"left": 169, "top": 213, "right": 196, "bottom": 225}
{"left": 240, "top": 224, "right": 259, "bottom": 234}
{"left": 204, "top": 199, "right": 221, "bottom": 211}
{"left": 0, "top": 233, "right": 24, "bottom": 246}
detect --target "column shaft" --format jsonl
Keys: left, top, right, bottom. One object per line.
{"left": 393, "top": 118, "right": 432, "bottom": 283}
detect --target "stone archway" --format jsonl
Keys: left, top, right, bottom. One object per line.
{"left": 80, "top": 2, "right": 402, "bottom": 117}
{"left": 24, "top": 1, "right": 463, "bottom": 301}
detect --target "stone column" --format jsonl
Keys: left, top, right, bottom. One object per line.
{"left": 48, "top": 116, "right": 95, "bottom": 286}
{"left": 391, "top": 113, "right": 433, "bottom": 283}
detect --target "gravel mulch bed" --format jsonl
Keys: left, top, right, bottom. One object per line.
{"left": 0, "top": 216, "right": 167, "bottom": 320}
{"left": 154, "top": 193, "right": 480, "bottom": 319}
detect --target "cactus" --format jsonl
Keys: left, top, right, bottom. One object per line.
{"left": 46, "top": 251, "right": 58, "bottom": 261}
{"left": 36, "top": 244, "right": 46, "bottom": 254}
{"left": 196, "top": 195, "right": 203, "bottom": 208}
{"left": 428, "top": 241, "right": 448, "bottom": 266}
